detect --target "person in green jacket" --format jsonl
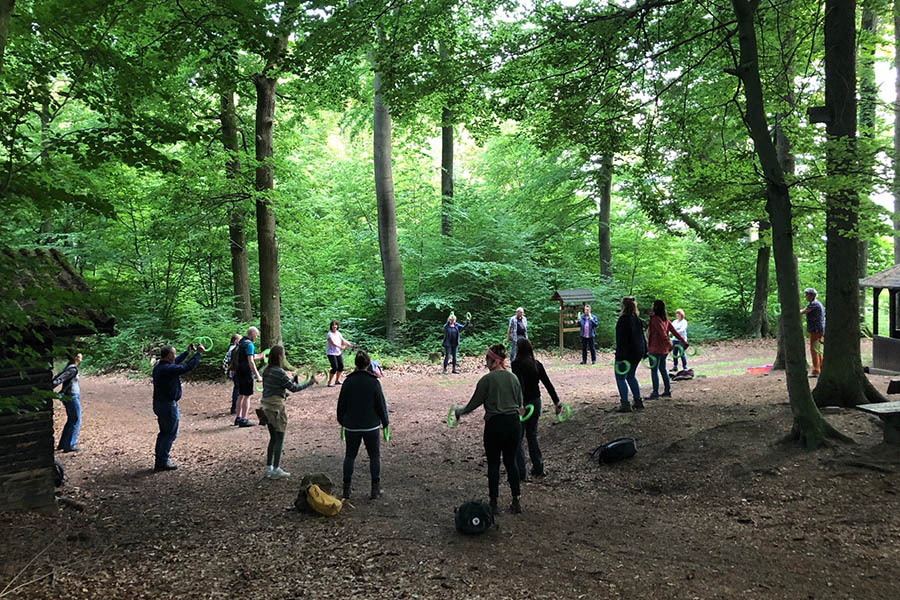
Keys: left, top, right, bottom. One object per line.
{"left": 258, "top": 345, "right": 317, "bottom": 479}
{"left": 455, "top": 343, "right": 525, "bottom": 515}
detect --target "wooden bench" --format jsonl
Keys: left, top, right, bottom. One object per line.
{"left": 856, "top": 401, "right": 900, "bottom": 444}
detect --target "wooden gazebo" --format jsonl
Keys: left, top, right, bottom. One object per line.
{"left": 550, "top": 288, "right": 596, "bottom": 353}
{"left": 0, "top": 248, "right": 114, "bottom": 512}
{"left": 859, "top": 265, "right": 900, "bottom": 373}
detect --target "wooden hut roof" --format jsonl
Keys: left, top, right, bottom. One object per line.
{"left": 0, "top": 247, "right": 115, "bottom": 338}
{"left": 859, "top": 264, "right": 900, "bottom": 290}
{"left": 549, "top": 288, "right": 596, "bottom": 304}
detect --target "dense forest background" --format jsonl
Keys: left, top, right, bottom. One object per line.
{"left": 2, "top": 0, "right": 898, "bottom": 375}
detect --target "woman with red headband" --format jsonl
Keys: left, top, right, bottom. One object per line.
{"left": 454, "top": 343, "right": 525, "bottom": 515}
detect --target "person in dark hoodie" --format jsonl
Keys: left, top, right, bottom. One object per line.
{"left": 337, "top": 351, "right": 389, "bottom": 500}
{"left": 511, "top": 338, "right": 561, "bottom": 480}
{"left": 442, "top": 313, "right": 470, "bottom": 374}
{"left": 151, "top": 343, "right": 204, "bottom": 471}
{"left": 614, "top": 297, "right": 645, "bottom": 413}
{"left": 53, "top": 352, "right": 83, "bottom": 453}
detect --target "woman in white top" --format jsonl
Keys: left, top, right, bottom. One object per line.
{"left": 326, "top": 320, "right": 353, "bottom": 387}
{"left": 670, "top": 309, "right": 688, "bottom": 372}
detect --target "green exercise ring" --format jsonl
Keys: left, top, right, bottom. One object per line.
{"left": 196, "top": 336, "right": 213, "bottom": 351}
{"left": 383, "top": 426, "right": 390, "bottom": 442}
{"left": 687, "top": 346, "right": 699, "bottom": 356}
{"left": 644, "top": 354, "right": 658, "bottom": 368}
{"left": 520, "top": 404, "right": 535, "bottom": 422}
{"left": 465, "top": 312, "right": 472, "bottom": 320}
{"left": 262, "top": 348, "right": 271, "bottom": 358}
{"left": 447, "top": 404, "right": 458, "bottom": 428}
{"left": 556, "top": 403, "right": 572, "bottom": 423}
{"left": 614, "top": 360, "right": 631, "bottom": 375}
{"left": 255, "top": 382, "right": 263, "bottom": 392}
{"left": 813, "top": 340, "right": 824, "bottom": 354}
{"left": 672, "top": 345, "right": 685, "bottom": 358}
{"left": 340, "top": 426, "right": 345, "bottom": 441}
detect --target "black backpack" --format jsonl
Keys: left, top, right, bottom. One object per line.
{"left": 230, "top": 337, "right": 250, "bottom": 373}
{"left": 591, "top": 438, "right": 637, "bottom": 465}
{"left": 455, "top": 500, "right": 494, "bottom": 534}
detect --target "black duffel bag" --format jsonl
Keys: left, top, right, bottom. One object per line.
{"left": 455, "top": 500, "right": 494, "bottom": 534}
{"left": 591, "top": 438, "right": 637, "bottom": 465}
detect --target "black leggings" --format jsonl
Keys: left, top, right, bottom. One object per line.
{"left": 328, "top": 354, "right": 344, "bottom": 376}
{"left": 343, "top": 429, "right": 381, "bottom": 485}
{"left": 515, "top": 397, "right": 543, "bottom": 476}
{"left": 484, "top": 413, "right": 521, "bottom": 500}
{"left": 266, "top": 425, "right": 285, "bottom": 468}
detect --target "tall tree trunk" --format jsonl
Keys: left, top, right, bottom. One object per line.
{"left": 746, "top": 221, "right": 770, "bottom": 337}
{"left": 858, "top": 4, "right": 877, "bottom": 331}
{"left": 440, "top": 40, "right": 453, "bottom": 237}
{"left": 0, "top": 0, "right": 14, "bottom": 75}
{"left": 220, "top": 91, "right": 253, "bottom": 322}
{"left": 598, "top": 155, "right": 613, "bottom": 277}
{"left": 441, "top": 106, "right": 453, "bottom": 237}
{"left": 373, "top": 31, "right": 407, "bottom": 342}
{"left": 38, "top": 99, "right": 53, "bottom": 238}
{"left": 894, "top": 0, "right": 900, "bottom": 263}
{"left": 729, "top": 0, "right": 845, "bottom": 448}
{"left": 812, "top": 0, "right": 884, "bottom": 407}
{"left": 253, "top": 74, "right": 282, "bottom": 348}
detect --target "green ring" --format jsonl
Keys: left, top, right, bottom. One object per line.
{"left": 687, "top": 346, "right": 699, "bottom": 356}
{"left": 465, "top": 312, "right": 472, "bottom": 320}
{"left": 520, "top": 404, "right": 535, "bottom": 422}
{"left": 383, "top": 426, "right": 390, "bottom": 442}
{"left": 644, "top": 355, "right": 658, "bottom": 368}
{"left": 255, "top": 382, "right": 263, "bottom": 392}
{"left": 556, "top": 403, "right": 572, "bottom": 423}
{"left": 340, "top": 426, "right": 345, "bottom": 441}
{"left": 672, "top": 345, "right": 685, "bottom": 358}
{"left": 614, "top": 360, "right": 631, "bottom": 375}
{"left": 262, "top": 348, "right": 271, "bottom": 358}
{"left": 813, "top": 340, "right": 824, "bottom": 354}
{"left": 197, "top": 336, "right": 213, "bottom": 351}
{"left": 447, "top": 404, "right": 458, "bottom": 428}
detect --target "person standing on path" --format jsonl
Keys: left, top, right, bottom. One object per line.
{"left": 442, "top": 313, "right": 470, "bottom": 374}
{"left": 53, "top": 352, "right": 83, "bottom": 453}
{"left": 505, "top": 307, "right": 528, "bottom": 362}
{"left": 337, "top": 351, "right": 389, "bottom": 500}
{"left": 326, "top": 320, "right": 354, "bottom": 387}
{"left": 578, "top": 305, "right": 599, "bottom": 364}
{"left": 223, "top": 333, "right": 241, "bottom": 415}
{"left": 670, "top": 310, "right": 688, "bottom": 372}
{"left": 511, "top": 339, "right": 561, "bottom": 480}
{"left": 152, "top": 343, "right": 204, "bottom": 471}
{"left": 614, "top": 297, "right": 645, "bottom": 413}
{"left": 455, "top": 344, "right": 525, "bottom": 515}
{"left": 800, "top": 288, "right": 825, "bottom": 378}
{"left": 647, "top": 299, "right": 688, "bottom": 399}
{"left": 233, "top": 327, "right": 264, "bottom": 427}
{"left": 258, "top": 345, "right": 317, "bottom": 479}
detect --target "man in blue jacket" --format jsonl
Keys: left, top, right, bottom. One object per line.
{"left": 579, "top": 305, "right": 599, "bottom": 364}
{"left": 152, "top": 343, "right": 204, "bottom": 471}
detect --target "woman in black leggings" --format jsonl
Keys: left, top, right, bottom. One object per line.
{"left": 455, "top": 344, "right": 525, "bottom": 515}
{"left": 259, "top": 346, "right": 317, "bottom": 478}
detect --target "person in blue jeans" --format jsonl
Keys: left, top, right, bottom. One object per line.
{"left": 578, "top": 305, "right": 599, "bottom": 364}
{"left": 53, "top": 352, "right": 83, "bottom": 452}
{"left": 614, "top": 297, "right": 645, "bottom": 412}
{"left": 442, "top": 313, "right": 470, "bottom": 374}
{"left": 152, "top": 343, "right": 204, "bottom": 471}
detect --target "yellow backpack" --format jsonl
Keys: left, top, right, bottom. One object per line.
{"left": 307, "top": 484, "right": 342, "bottom": 517}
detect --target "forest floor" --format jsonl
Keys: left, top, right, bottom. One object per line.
{"left": 2, "top": 339, "right": 900, "bottom": 599}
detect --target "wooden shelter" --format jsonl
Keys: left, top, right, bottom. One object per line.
{"left": 859, "top": 264, "right": 900, "bottom": 374}
{"left": 550, "top": 289, "right": 596, "bottom": 353}
{"left": 0, "top": 248, "right": 114, "bottom": 512}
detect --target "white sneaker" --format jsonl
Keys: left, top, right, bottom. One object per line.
{"left": 264, "top": 466, "right": 274, "bottom": 478}
{"left": 271, "top": 467, "right": 291, "bottom": 479}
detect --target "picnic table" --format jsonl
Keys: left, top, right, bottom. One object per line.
{"left": 856, "top": 401, "right": 900, "bottom": 444}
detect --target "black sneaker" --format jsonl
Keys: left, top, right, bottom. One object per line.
{"left": 647, "top": 393, "right": 660, "bottom": 400}
{"left": 63, "top": 446, "right": 81, "bottom": 453}
{"left": 154, "top": 463, "right": 178, "bottom": 472}
{"left": 489, "top": 498, "right": 500, "bottom": 515}
{"left": 633, "top": 400, "right": 645, "bottom": 410}
{"left": 616, "top": 404, "right": 633, "bottom": 413}
{"left": 660, "top": 391, "right": 671, "bottom": 398}
{"left": 510, "top": 497, "right": 522, "bottom": 514}
{"left": 342, "top": 483, "right": 351, "bottom": 499}
{"left": 238, "top": 419, "right": 255, "bottom": 427}
{"left": 370, "top": 481, "right": 381, "bottom": 500}
{"left": 531, "top": 469, "right": 546, "bottom": 478}
{"left": 234, "top": 416, "right": 242, "bottom": 426}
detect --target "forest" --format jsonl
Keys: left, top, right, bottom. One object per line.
{"left": 4, "top": 2, "right": 900, "bottom": 599}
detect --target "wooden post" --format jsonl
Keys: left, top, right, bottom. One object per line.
{"left": 559, "top": 300, "right": 564, "bottom": 354}
{"left": 873, "top": 287, "right": 881, "bottom": 336}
